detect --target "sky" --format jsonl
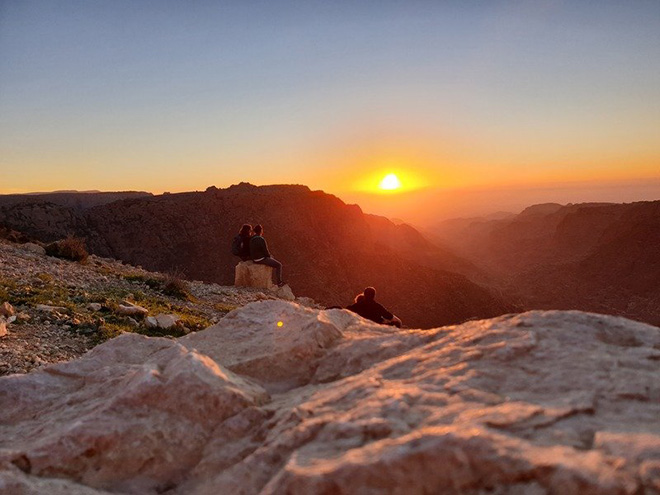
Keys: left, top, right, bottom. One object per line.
{"left": 1, "top": 0, "right": 659, "bottom": 222}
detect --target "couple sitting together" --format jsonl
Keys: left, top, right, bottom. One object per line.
{"left": 233, "top": 224, "right": 285, "bottom": 287}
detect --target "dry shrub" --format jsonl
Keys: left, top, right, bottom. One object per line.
{"left": 162, "top": 269, "right": 189, "bottom": 299}
{"left": 45, "top": 237, "right": 88, "bottom": 262}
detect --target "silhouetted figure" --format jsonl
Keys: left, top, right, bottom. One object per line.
{"left": 231, "top": 224, "right": 253, "bottom": 261}
{"left": 347, "top": 287, "right": 402, "bottom": 327}
{"left": 250, "top": 224, "right": 285, "bottom": 287}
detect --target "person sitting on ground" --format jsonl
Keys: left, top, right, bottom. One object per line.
{"left": 231, "top": 224, "right": 253, "bottom": 261}
{"left": 250, "top": 224, "right": 285, "bottom": 287}
{"left": 346, "top": 287, "right": 402, "bottom": 327}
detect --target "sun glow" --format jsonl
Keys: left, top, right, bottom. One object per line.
{"left": 379, "top": 173, "right": 401, "bottom": 191}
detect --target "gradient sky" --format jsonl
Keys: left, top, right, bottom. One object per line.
{"left": 1, "top": 1, "right": 659, "bottom": 220}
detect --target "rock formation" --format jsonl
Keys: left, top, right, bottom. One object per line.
{"left": 1, "top": 301, "right": 659, "bottom": 494}
{"left": 0, "top": 184, "right": 513, "bottom": 328}
{"left": 434, "top": 200, "right": 660, "bottom": 326}
{"left": 235, "top": 261, "right": 275, "bottom": 289}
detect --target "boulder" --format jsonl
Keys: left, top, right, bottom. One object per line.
{"left": 115, "top": 302, "right": 148, "bottom": 318}
{"left": 0, "top": 334, "right": 267, "bottom": 493}
{"left": 234, "top": 261, "right": 275, "bottom": 289}
{"left": 145, "top": 316, "right": 158, "bottom": 329}
{"left": 2, "top": 305, "right": 660, "bottom": 494}
{"left": 87, "top": 303, "right": 102, "bottom": 312}
{"left": 0, "top": 302, "right": 14, "bottom": 317}
{"left": 155, "top": 313, "right": 180, "bottom": 330}
{"left": 272, "top": 283, "right": 295, "bottom": 301}
{"left": 20, "top": 242, "right": 46, "bottom": 256}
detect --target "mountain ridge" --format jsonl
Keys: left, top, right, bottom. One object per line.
{"left": 0, "top": 184, "right": 513, "bottom": 328}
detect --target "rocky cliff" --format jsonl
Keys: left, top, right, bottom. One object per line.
{"left": 1, "top": 301, "right": 659, "bottom": 494}
{"left": 0, "top": 185, "right": 512, "bottom": 328}
{"left": 434, "top": 200, "right": 660, "bottom": 326}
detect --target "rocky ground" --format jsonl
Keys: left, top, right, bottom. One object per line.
{"left": 0, "top": 239, "right": 316, "bottom": 375}
{"left": 1, "top": 301, "right": 659, "bottom": 494}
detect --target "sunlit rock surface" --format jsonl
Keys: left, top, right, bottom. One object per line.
{"left": 235, "top": 261, "right": 276, "bottom": 290}
{"left": 1, "top": 301, "right": 659, "bottom": 494}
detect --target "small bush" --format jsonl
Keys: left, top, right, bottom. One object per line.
{"left": 162, "top": 269, "right": 189, "bottom": 299}
{"left": 45, "top": 237, "right": 88, "bottom": 262}
{"left": 35, "top": 272, "right": 54, "bottom": 283}
{"left": 214, "top": 302, "right": 238, "bottom": 313}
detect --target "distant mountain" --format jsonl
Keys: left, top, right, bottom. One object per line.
{"left": 434, "top": 200, "right": 660, "bottom": 325}
{"left": 0, "top": 191, "right": 152, "bottom": 211}
{"left": 0, "top": 184, "right": 513, "bottom": 328}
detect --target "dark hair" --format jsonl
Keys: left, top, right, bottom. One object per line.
{"left": 253, "top": 224, "right": 263, "bottom": 235}
{"left": 363, "top": 287, "right": 376, "bottom": 301}
{"left": 354, "top": 294, "right": 365, "bottom": 304}
{"left": 239, "top": 224, "right": 252, "bottom": 236}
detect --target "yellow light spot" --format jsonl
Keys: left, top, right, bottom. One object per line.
{"left": 277, "top": 321, "right": 284, "bottom": 327}
{"left": 379, "top": 173, "right": 401, "bottom": 191}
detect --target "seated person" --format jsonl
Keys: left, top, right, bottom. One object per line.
{"left": 232, "top": 224, "right": 252, "bottom": 261}
{"left": 346, "top": 287, "right": 402, "bottom": 327}
{"left": 250, "top": 224, "right": 285, "bottom": 287}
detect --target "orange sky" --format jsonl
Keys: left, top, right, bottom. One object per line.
{"left": 1, "top": 2, "right": 659, "bottom": 222}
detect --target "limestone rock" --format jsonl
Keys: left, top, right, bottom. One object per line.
{"left": 35, "top": 304, "right": 68, "bottom": 313}
{"left": 20, "top": 242, "right": 46, "bottom": 256}
{"left": 155, "top": 313, "right": 180, "bottom": 329}
{"left": 145, "top": 316, "right": 158, "bottom": 329}
{"left": 234, "top": 261, "right": 275, "bottom": 289}
{"left": 2, "top": 305, "right": 660, "bottom": 494}
{"left": 87, "top": 303, "right": 102, "bottom": 312}
{"left": 0, "top": 302, "right": 15, "bottom": 317}
{"left": 115, "top": 302, "right": 148, "bottom": 318}
{"left": 180, "top": 301, "right": 347, "bottom": 388}
{"left": 271, "top": 283, "right": 295, "bottom": 301}
{"left": 16, "top": 312, "right": 30, "bottom": 323}
{"left": 0, "top": 333, "right": 268, "bottom": 493}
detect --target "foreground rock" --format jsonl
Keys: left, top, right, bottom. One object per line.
{"left": 235, "top": 261, "right": 275, "bottom": 289}
{"left": 1, "top": 302, "right": 660, "bottom": 494}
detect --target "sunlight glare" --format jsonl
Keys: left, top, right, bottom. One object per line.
{"left": 379, "top": 173, "right": 401, "bottom": 191}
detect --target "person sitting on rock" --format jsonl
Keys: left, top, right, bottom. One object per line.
{"left": 231, "top": 224, "right": 253, "bottom": 261}
{"left": 347, "top": 287, "right": 402, "bottom": 327}
{"left": 250, "top": 224, "right": 285, "bottom": 287}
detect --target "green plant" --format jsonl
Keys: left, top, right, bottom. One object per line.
{"left": 214, "top": 302, "right": 239, "bottom": 313}
{"left": 35, "top": 272, "right": 54, "bottom": 283}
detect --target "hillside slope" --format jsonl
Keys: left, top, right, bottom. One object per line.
{"left": 434, "top": 200, "right": 660, "bottom": 325}
{"left": 0, "top": 184, "right": 514, "bottom": 328}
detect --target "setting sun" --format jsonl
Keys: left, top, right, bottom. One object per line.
{"left": 379, "top": 173, "right": 401, "bottom": 191}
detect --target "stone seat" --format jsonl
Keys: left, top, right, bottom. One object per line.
{"left": 234, "top": 261, "right": 275, "bottom": 289}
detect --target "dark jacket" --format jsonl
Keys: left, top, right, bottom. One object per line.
{"left": 250, "top": 235, "right": 270, "bottom": 260}
{"left": 238, "top": 233, "right": 251, "bottom": 260}
{"left": 346, "top": 299, "right": 393, "bottom": 324}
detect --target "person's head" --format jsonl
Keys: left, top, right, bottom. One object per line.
{"left": 354, "top": 294, "right": 365, "bottom": 304}
{"left": 363, "top": 287, "right": 376, "bottom": 301}
{"left": 253, "top": 224, "right": 263, "bottom": 235}
{"left": 239, "top": 224, "right": 252, "bottom": 236}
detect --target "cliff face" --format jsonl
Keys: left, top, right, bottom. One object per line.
{"left": 2, "top": 301, "right": 659, "bottom": 494}
{"left": 0, "top": 185, "right": 512, "bottom": 328}
{"left": 434, "top": 201, "right": 660, "bottom": 325}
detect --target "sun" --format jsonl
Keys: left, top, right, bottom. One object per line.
{"left": 379, "top": 173, "right": 401, "bottom": 191}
